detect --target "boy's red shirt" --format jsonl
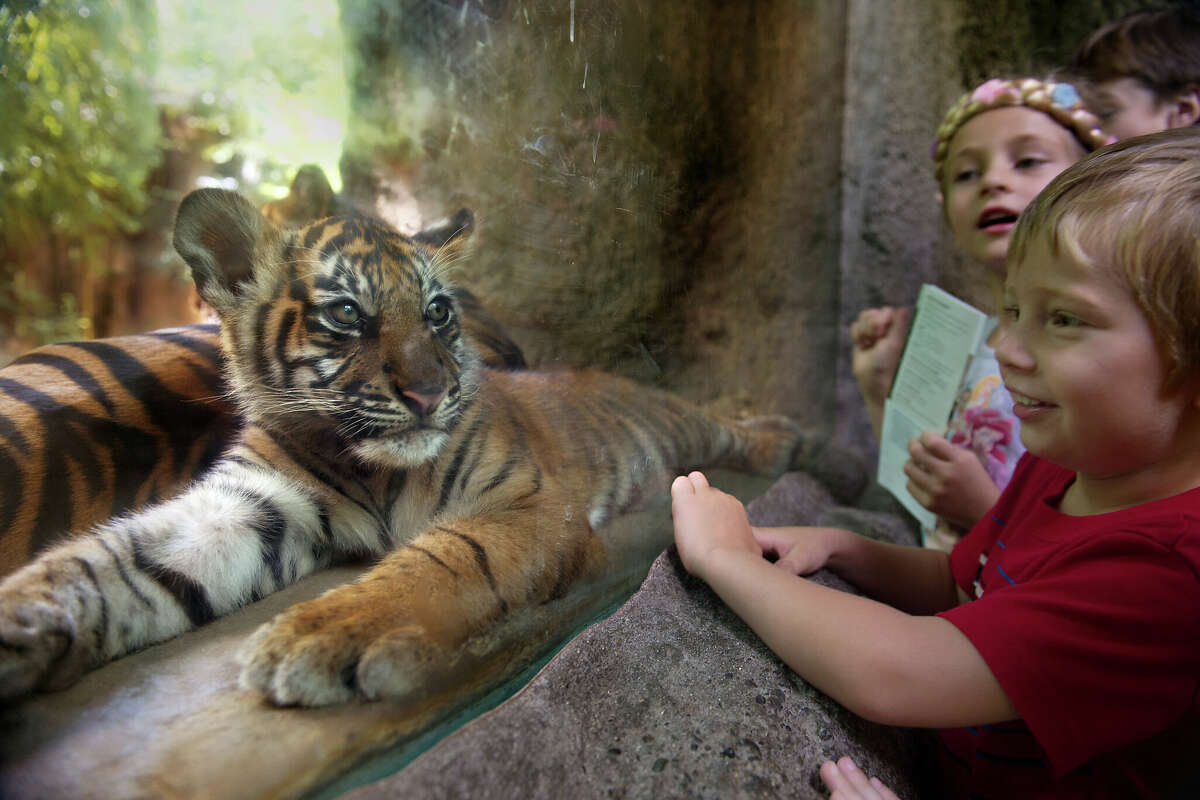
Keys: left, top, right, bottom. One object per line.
{"left": 936, "top": 453, "right": 1200, "bottom": 799}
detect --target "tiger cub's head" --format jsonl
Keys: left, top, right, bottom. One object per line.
{"left": 173, "top": 188, "right": 479, "bottom": 469}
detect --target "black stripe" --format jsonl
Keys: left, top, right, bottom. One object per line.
{"left": 60, "top": 340, "right": 224, "bottom": 477}
{"left": 409, "top": 544, "right": 458, "bottom": 576}
{"left": 312, "top": 505, "right": 336, "bottom": 563}
{"left": 12, "top": 353, "right": 116, "bottom": 415}
{"left": 477, "top": 457, "right": 518, "bottom": 499}
{"left": 318, "top": 507, "right": 334, "bottom": 544}
{"left": 263, "top": 431, "right": 388, "bottom": 536}
{"left": 310, "top": 345, "right": 358, "bottom": 388}
{"left": 179, "top": 355, "right": 226, "bottom": 397}
{"left": 244, "top": 493, "right": 289, "bottom": 587}
{"left": 143, "top": 326, "right": 227, "bottom": 395}
{"left": 97, "top": 536, "right": 155, "bottom": 610}
{"left": 253, "top": 301, "right": 274, "bottom": 386}
{"left": 222, "top": 454, "right": 258, "bottom": 470}
{"left": 130, "top": 538, "right": 215, "bottom": 627}
{"left": 145, "top": 323, "right": 221, "bottom": 357}
{"left": 0, "top": 414, "right": 27, "bottom": 545}
{"left": 63, "top": 417, "right": 107, "bottom": 500}
{"left": 434, "top": 416, "right": 485, "bottom": 516}
{"left": 74, "top": 557, "right": 109, "bottom": 651}
{"left": 0, "top": 401, "right": 31, "bottom": 453}
{"left": 436, "top": 526, "right": 508, "bottom": 614}
{"left": 275, "top": 308, "right": 298, "bottom": 386}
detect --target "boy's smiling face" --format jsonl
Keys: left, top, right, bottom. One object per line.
{"left": 942, "top": 107, "right": 1086, "bottom": 273}
{"left": 994, "top": 236, "right": 1198, "bottom": 486}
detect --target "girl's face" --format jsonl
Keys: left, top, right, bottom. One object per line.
{"left": 941, "top": 107, "right": 1086, "bottom": 273}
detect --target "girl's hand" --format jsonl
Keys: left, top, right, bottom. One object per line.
{"left": 820, "top": 756, "right": 901, "bottom": 800}
{"left": 904, "top": 432, "right": 1001, "bottom": 529}
{"left": 850, "top": 306, "right": 911, "bottom": 406}
{"left": 670, "top": 471, "right": 761, "bottom": 580}
{"left": 751, "top": 525, "right": 845, "bottom": 576}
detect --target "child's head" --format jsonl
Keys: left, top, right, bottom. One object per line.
{"left": 932, "top": 79, "right": 1112, "bottom": 272}
{"left": 999, "top": 128, "right": 1200, "bottom": 474}
{"left": 1009, "top": 126, "right": 1200, "bottom": 390}
{"left": 1067, "top": 8, "right": 1200, "bottom": 140}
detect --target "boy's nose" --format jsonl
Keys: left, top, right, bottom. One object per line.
{"left": 991, "top": 321, "right": 1034, "bottom": 373}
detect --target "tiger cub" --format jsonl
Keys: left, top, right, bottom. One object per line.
{"left": 0, "top": 205, "right": 524, "bottom": 579}
{"left": 0, "top": 189, "right": 860, "bottom": 707}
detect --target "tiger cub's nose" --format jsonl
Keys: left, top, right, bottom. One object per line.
{"left": 398, "top": 384, "right": 446, "bottom": 416}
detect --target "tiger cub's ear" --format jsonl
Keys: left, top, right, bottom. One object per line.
{"left": 174, "top": 188, "right": 281, "bottom": 313}
{"left": 412, "top": 207, "right": 474, "bottom": 259}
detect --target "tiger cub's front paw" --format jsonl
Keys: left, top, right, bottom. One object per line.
{"left": 0, "top": 571, "right": 85, "bottom": 700}
{"left": 238, "top": 594, "right": 442, "bottom": 707}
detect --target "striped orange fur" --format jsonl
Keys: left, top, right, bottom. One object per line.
{"left": 0, "top": 189, "right": 860, "bottom": 705}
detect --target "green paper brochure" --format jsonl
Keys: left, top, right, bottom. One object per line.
{"left": 878, "top": 284, "right": 991, "bottom": 530}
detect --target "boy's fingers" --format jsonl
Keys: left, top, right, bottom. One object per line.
{"left": 671, "top": 474, "right": 695, "bottom": 496}
{"left": 819, "top": 759, "right": 845, "bottom": 790}
{"left": 837, "top": 757, "right": 881, "bottom": 796}
{"left": 687, "top": 471, "right": 710, "bottom": 490}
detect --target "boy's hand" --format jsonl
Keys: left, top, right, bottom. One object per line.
{"left": 904, "top": 432, "right": 1001, "bottom": 529}
{"left": 819, "top": 756, "right": 900, "bottom": 800}
{"left": 850, "top": 306, "right": 911, "bottom": 406}
{"left": 670, "top": 471, "right": 761, "bottom": 579}
{"left": 751, "top": 525, "right": 844, "bottom": 576}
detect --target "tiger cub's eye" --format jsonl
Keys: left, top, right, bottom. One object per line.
{"left": 327, "top": 301, "right": 362, "bottom": 327}
{"left": 425, "top": 297, "right": 452, "bottom": 327}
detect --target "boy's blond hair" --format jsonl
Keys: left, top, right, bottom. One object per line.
{"left": 1009, "top": 127, "right": 1200, "bottom": 389}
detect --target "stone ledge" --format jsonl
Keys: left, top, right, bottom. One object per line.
{"left": 350, "top": 472, "right": 935, "bottom": 799}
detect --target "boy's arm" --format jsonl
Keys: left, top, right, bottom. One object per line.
{"left": 673, "top": 472, "right": 1016, "bottom": 729}
{"left": 701, "top": 547, "right": 1016, "bottom": 728}
{"left": 753, "top": 524, "right": 963, "bottom": 615}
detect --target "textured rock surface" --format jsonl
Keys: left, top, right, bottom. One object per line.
{"left": 348, "top": 473, "right": 934, "bottom": 800}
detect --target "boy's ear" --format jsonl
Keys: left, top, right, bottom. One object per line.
{"left": 174, "top": 188, "right": 281, "bottom": 314}
{"left": 1167, "top": 86, "right": 1200, "bottom": 129}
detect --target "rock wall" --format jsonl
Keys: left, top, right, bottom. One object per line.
{"left": 335, "top": 0, "right": 1143, "bottom": 456}
{"left": 348, "top": 474, "right": 936, "bottom": 800}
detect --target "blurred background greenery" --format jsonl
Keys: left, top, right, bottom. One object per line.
{"left": 0, "top": 0, "right": 347, "bottom": 360}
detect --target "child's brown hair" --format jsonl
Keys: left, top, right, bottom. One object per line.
{"left": 1068, "top": 8, "right": 1200, "bottom": 103}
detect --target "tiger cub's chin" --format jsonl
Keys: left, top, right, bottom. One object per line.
{"left": 352, "top": 429, "right": 451, "bottom": 469}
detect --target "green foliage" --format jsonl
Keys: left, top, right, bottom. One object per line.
{"left": 156, "top": 0, "right": 348, "bottom": 196}
{"left": 0, "top": 0, "right": 162, "bottom": 239}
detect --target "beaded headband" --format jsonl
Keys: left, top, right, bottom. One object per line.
{"left": 932, "top": 78, "right": 1115, "bottom": 183}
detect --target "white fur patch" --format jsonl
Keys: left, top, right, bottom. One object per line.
{"left": 353, "top": 430, "right": 449, "bottom": 468}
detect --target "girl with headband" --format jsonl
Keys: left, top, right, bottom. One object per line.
{"left": 852, "top": 77, "right": 1112, "bottom": 551}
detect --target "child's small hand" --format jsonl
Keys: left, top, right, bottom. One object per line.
{"left": 904, "top": 432, "right": 1001, "bottom": 529}
{"left": 851, "top": 306, "right": 912, "bottom": 409}
{"left": 819, "top": 756, "right": 900, "bottom": 800}
{"left": 670, "top": 471, "right": 761, "bottom": 579}
{"left": 751, "top": 525, "right": 843, "bottom": 576}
